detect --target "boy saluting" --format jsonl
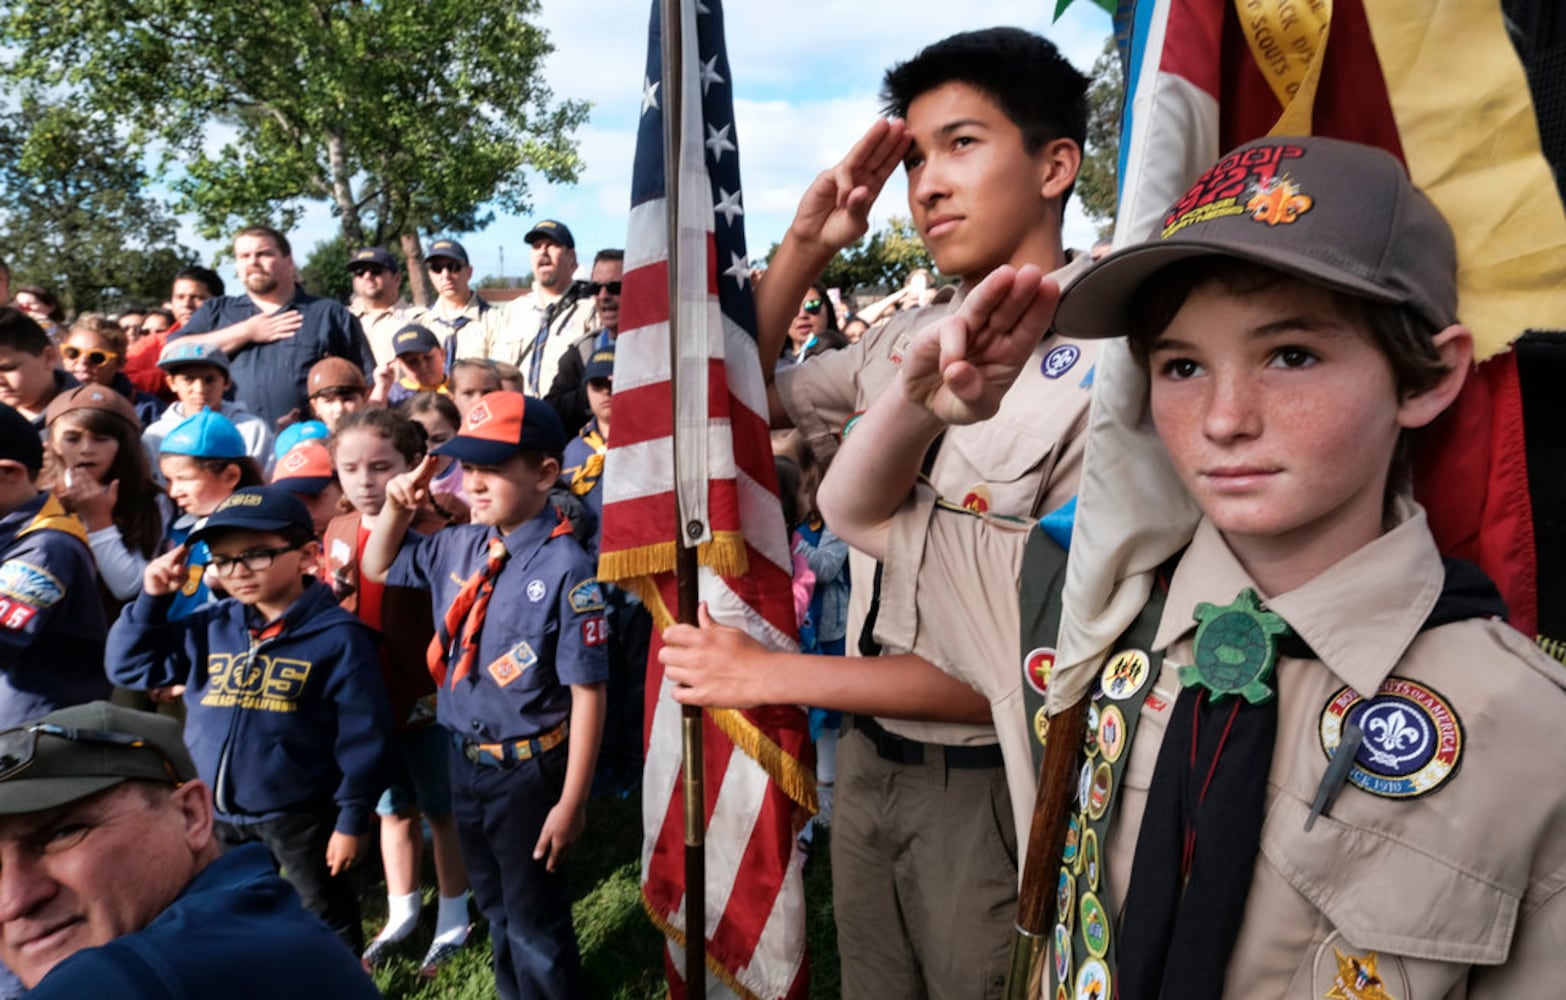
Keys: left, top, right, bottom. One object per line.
{"left": 813, "top": 136, "right": 1566, "bottom": 996}
{"left": 360, "top": 391, "right": 606, "bottom": 1000}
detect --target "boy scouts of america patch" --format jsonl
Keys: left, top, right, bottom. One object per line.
{"left": 1323, "top": 949, "right": 1397, "bottom": 1000}
{"left": 1319, "top": 677, "right": 1462, "bottom": 798}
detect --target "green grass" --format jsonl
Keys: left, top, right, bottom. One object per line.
{"left": 363, "top": 793, "right": 840, "bottom": 999}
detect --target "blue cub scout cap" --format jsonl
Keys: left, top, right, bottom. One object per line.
{"left": 424, "top": 238, "right": 469, "bottom": 266}
{"left": 393, "top": 323, "right": 442, "bottom": 356}
{"left": 274, "top": 420, "right": 330, "bottom": 459}
{"left": 524, "top": 219, "right": 575, "bottom": 249}
{"left": 582, "top": 347, "right": 615, "bottom": 383}
{"left": 348, "top": 247, "right": 396, "bottom": 271}
{"left": 157, "top": 340, "right": 231, "bottom": 374}
{"left": 160, "top": 409, "right": 247, "bottom": 459}
{"left": 187, "top": 486, "right": 315, "bottom": 547}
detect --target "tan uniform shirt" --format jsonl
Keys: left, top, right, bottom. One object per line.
{"left": 424, "top": 292, "right": 490, "bottom": 360}
{"left": 353, "top": 299, "right": 419, "bottom": 367}
{"left": 775, "top": 252, "right": 1098, "bottom": 745}
{"left": 476, "top": 292, "right": 597, "bottom": 392}
{"left": 877, "top": 494, "right": 1566, "bottom": 996}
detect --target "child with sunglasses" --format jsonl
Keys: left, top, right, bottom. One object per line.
{"left": 107, "top": 485, "right": 393, "bottom": 955}
{"left": 59, "top": 315, "right": 166, "bottom": 428}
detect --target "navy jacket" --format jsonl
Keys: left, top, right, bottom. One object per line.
{"left": 171, "top": 289, "right": 373, "bottom": 426}
{"left": 388, "top": 506, "right": 609, "bottom": 742}
{"left": 0, "top": 492, "right": 109, "bottom": 727}
{"left": 29, "top": 844, "right": 381, "bottom": 999}
{"left": 106, "top": 580, "right": 392, "bottom": 835}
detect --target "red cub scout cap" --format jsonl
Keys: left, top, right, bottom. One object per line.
{"left": 433, "top": 391, "right": 566, "bottom": 466}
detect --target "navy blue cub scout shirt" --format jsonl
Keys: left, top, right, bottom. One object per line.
{"left": 388, "top": 505, "right": 609, "bottom": 743}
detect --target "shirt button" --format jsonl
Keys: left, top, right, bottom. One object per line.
{"left": 471, "top": 720, "right": 481, "bottom": 731}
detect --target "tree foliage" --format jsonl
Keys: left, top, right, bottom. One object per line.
{"left": 0, "top": 98, "right": 194, "bottom": 315}
{"left": 1077, "top": 36, "right": 1125, "bottom": 236}
{"left": 767, "top": 216, "right": 935, "bottom": 294}
{"left": 0, "top": 0, "right": 588, "bottom": 254}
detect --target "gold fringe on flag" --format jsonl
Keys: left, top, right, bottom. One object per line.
{"left": 640, "top": 894, "right": 767, "bottom": 1000}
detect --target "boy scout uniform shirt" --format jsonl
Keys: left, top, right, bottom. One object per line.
{"left": 774, "top": 251, "right": 1097, "bottom": 747}
{"left": 875, "top": 492, "right": 1566, "bottom": 996}
{"left": 386, "top": 506, "right": 609, "bottom": 742}
{"left": 473, "top": 292, "right": 596, "bottom": 392}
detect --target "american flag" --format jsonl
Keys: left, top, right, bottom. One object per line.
{"left": 597, "top": 1, "right": 813, "bottom": 997}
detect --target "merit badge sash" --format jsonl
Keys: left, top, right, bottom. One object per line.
{"left": 1018, "top": 528, "right": 1172, "bottom": 999}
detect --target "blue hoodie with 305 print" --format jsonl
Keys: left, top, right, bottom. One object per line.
{"left": 106, "top": 579, "right": 392, "bottom": 835}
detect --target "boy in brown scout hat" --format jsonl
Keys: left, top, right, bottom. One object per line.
{"left": 817, "top": 135, "right": 1566, "bottom": 997}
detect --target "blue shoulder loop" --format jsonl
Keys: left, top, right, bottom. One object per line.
{"left": 1038, "top": 496, "right": 1076, "bottom": 550}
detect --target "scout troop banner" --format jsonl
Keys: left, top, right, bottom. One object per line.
{"left": 1050, "top": 0, "right": 1566, "bottom": 713}
{"left": 598, "top": 1, "right": 812, "bottom": 997}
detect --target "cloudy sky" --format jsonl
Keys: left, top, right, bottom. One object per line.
{"left": 203, "top": 1, "right": 1115, "bottom": 284}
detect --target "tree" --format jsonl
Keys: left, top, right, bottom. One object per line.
{"left": 0, "top": 0, "right": 587, "bottom": 306}
{"left": 1077, "top": 36, "right": 1125, "bottom": 237}
{"left": 0, "top": 97, "right": 194, "bottom": 315}
{"left": 766, "top": 216, "right": 935, "bottom": 294}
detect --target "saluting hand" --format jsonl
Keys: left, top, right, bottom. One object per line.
{"left": 144, "top": 544, "right": 190, "bottom": 596}
{"left": 901, "top": 264, "right": 1059, "bottom": 426}
{"left": 789, "top": 118, "right": 911, "bottom": 254}
{"left": 662, "top": 603, "right": 769, "bottom": 708}
{"left": 385, "top": 454, "right": 440, "bottom": 512}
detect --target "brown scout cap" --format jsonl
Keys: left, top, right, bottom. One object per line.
{"left": 307, "top": 356, "right": 367, "bottom": 397}
{"left": 44, "top": 384, "right": 140, "bottom": 429}
{"left": 1054, "top": 136, "right": 1458, "bottom": 339}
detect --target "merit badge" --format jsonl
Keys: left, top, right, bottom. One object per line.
{"left": 1082, "top": 703, "right": 1100, "bottom": 757}
{"left": 1082, "top": 829, "right": 1100, "bottom": 891}
{"left": 1319, "top": 678, "right": 1462, "bottom": 799}
{"left": 1181, "top": 588, "right": 1290, "bottom": 704}
{"left": 1087, "top": 761, "right": 1113, "bottom": 821}
{"left": 1057, "top": 869, "right": 1075, "bottom": 932}
{"left": 1062, "top": 813, "right": 1081, "bottom": 866}
{"left": 1033, "top": 705, "right": 1051, "bottom": 746}
{"left": 1025, "top": 647, "right": 1056, "bottom": 696}
{"left": 568, "top": 578, "right": 605, "bottom": 613}
{"left": 1097, "top": 705, "right": 1126, "bottom": 763}
{"left": 525, "top": 578, "right": 547, "bottom": 603}
{"left": 1077, "top": 760, "right": 1093, "bottom": 812}
{"left": 1053, "top": 924, "right": 1071, "bottom": 987}
{"left": 1042, "top": 343, "right": 1081, "bottom": 379}
{"left": 1079, "top": 892, "right": 1110, "bottom": 959}
{"left": 1075, "top": 956, "right": 1109, "bottom": 1000}
{"left": 1324, "top": 948, "right": 1395, "bottom": 1000}
{"left": 1100, "top": 649, "right": 1150, "bottom": 700}
{"left": 961, "top": 484, "right": 992, "bottom": 514}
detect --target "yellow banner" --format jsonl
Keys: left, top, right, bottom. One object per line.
{"left": 1235, "top": 0, "right": 1332, "bottom": 134}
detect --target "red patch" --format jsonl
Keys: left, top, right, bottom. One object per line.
{"left": 0, "top": 598, "right": 39, "bottom": 631}
{"left": 1143, "top": 693, "right": 1169, "bottom": 713}
{"left": 582, "top": 617, "right": 608, "bottom": 647}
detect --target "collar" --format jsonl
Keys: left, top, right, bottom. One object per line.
{"left": 397, "top": 375, "right": 449, "bottom": 394}
{"left": 246, "top": 287, "right": 309, "bottom": 315}
{"left": 357, "top": 298, "right": 411, "bottom": 321}
{"left": 6, "top": 492, "right": 90, "bottom": 547}
{"left": 1154, "top": 499, "right": 1444, "bottom": 697}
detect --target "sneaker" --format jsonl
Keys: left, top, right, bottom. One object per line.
{"left": 418, "top": 930, "right": 471, "bottom": 980}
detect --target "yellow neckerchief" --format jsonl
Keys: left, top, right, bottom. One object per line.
{"left": 18, "top": 493, "right": 90, "bottom": 546}
{"left": 567, "top": 425, "right": 607, "bottom": 497}
{"left": 397, "top": 375, "right": 451, "bottom": 395}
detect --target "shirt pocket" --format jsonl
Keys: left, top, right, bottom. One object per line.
{"left": 940, "top": 424, "right": 1058, "bottom": 516}
{"left": 1263, "top": 795, "right": 1518, "bottom": 971}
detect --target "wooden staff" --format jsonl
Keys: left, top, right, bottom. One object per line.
{"left": 1003, "top": 692, "right": 1091, "bottom": 999}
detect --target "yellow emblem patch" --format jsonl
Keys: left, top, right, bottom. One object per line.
{"left": 1324, "top": 949, "right": 1395, "bottom": 1000}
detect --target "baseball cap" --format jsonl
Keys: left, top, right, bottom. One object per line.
{"left": 424, "top": 238, "right": 469, "bottom": 266}
{"left": 1053, "top": 136, "right": 1459, "bottom": 340}
{"left": 583, "top": 347, "right": 615, "bottom": 383}
{"left": 435, "top": 391, "right": 565, "bottom": 465}
{"left": 44, "top": 384, "right": 140, "bottom": 430}
{"left": 160, "top": 408, "right": 247, "bottom": 459}
{"left": 274, "top": 420, "right": 330, "bottom": 459}
{"left": 0, "top": 701, "right": 199, "bottom": 816}
{"left": 392, "top": 323, "right": 442, "bottom": 357}
{"left": 307, "top": 356, "right": 367, "bottom": 397}
{"left": 271, "top": 441, "right": 336, "bottom": 496}
{"left": 187, "top": 485, "right": 314, "bottom": 547}
{"left": 0, "top": 403, "right": 42, "bottom": 474}
{"left": 157, "top": 340, "right": 231, "bottom": 374}
{"left": 524, "top": 219, "right": 575, "bottom": 249}
{"left": 348, "top": 247, "right": 397, "bottom": 272}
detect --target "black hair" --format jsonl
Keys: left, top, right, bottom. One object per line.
{"left": 881, "top": 28, "right": 1088, "bottom": 203}
{"left": 13, "top": 285, "right": 65, "bottom": 323}
{"left": 401, "top": 390, "right": 462, "bottom": 431}
{"left": 144, "top": 307, "right": 176, "bottom": 326}
{"left": 173, "top": 266, "right": 225, "bottom": 298}
{"left": 594, "top": 248, "right": 625, "bottom": 265}
{"left": 203, "top": 521, "right": 316, "bottom": 552}
{"left": 332, "top": 406, "right": 426, "bottom": 466}
{"left": 0, "top": 306, "right": 53, "bottom": 355}
{"left": 234, "top": 226, "right": 292, "bottom": 258}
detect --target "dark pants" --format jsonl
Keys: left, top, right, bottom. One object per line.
{"left": 215, "top": 806, "right": 363, "bottom": 954}
{"left": 449, "top": 739, "right": 584, "bottom": 1000}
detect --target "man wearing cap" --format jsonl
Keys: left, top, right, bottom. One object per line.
{"left": 473, "top": 220, "right": 596, "bottom": 395}
{"left": 348, "top": 247, "right": 418, "bottom": 368}
{"left": 370, "top": 323, "right": 449, "bottom": 408}
{"left": 0, "top": 701, "right": 382, "bottom": 997}
{"left": 420, "top": 238, "right": 490, "bottom": 365}
{"left": 141, "top": 339, "right": 275, "bottom": 481}
{"left": 0, "top": 402, "right": 110, "bottom": 730}
{"left": 546, "top": 248, "right": 624, "bottom": 437}
{"left": 167, "top": 226, "right": 373, "bottom": 428}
